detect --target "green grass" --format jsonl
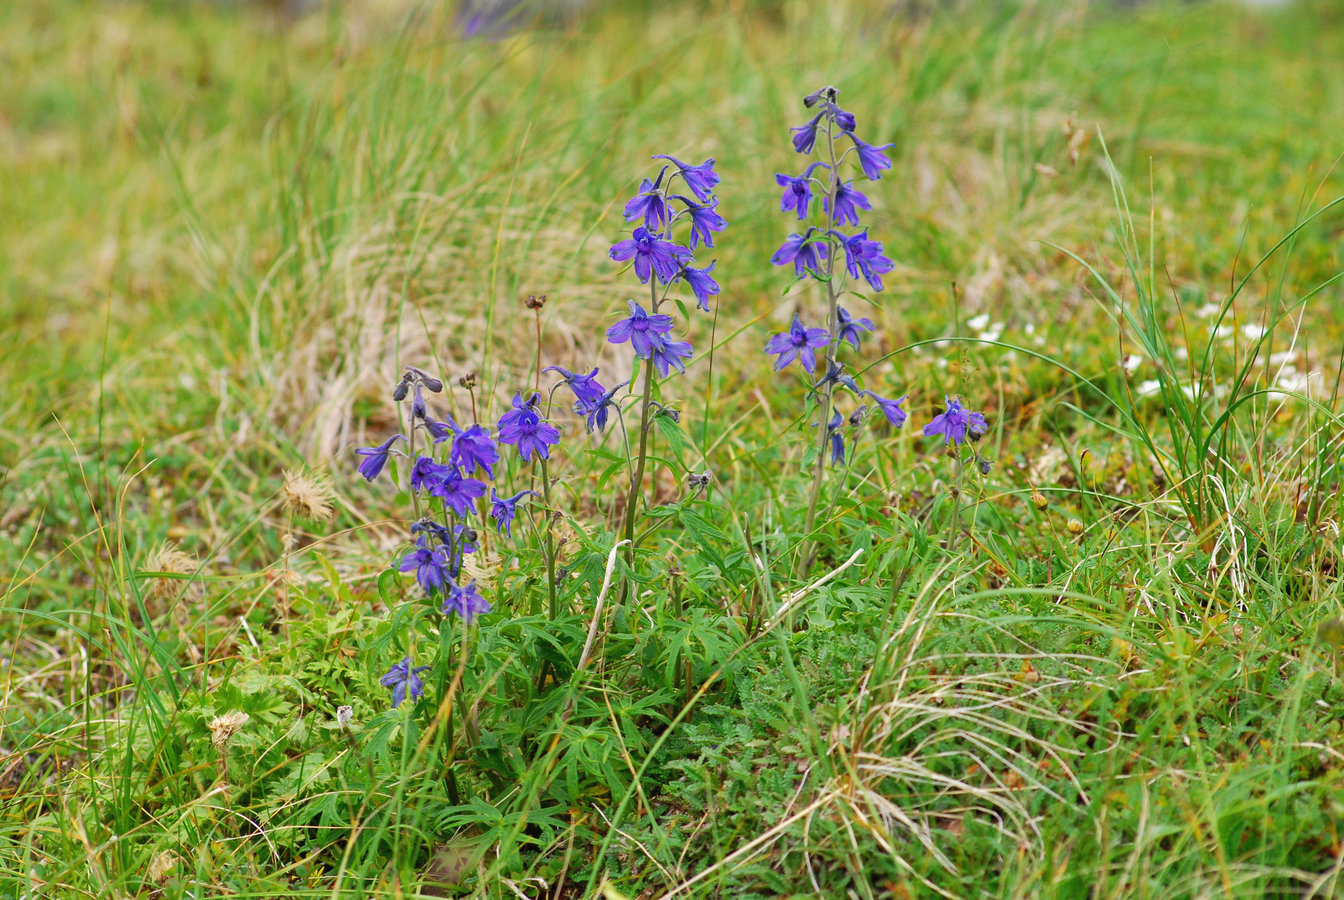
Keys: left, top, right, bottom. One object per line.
{"left": 3, "top": 0, "right": 1344, "bottom": 897}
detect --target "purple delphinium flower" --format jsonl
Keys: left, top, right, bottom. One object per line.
{"left": 651, "top": 155, "right": 719, "bottom": 202}
{"left": 623, "top": 171, "right": 669, "bottom": 231}
{"left": 828, "top": 104, "right": 856, "bottom": 133}
{"left": 771, "top": 228, "right": 828, "bottom": 279}
{"left": 675, "top": 197, "right": 726, "bottom": 251}
{"left": 649, "top": 337, "right": 693, "bottom": 377}
{"left": 606, "top": 299, "right": 675, "bottom": 357}
{"left": 398, "top": 536, "right": 452, "bottom": 595}
{"left": 836, "top": 306, "right": 876, "bottom": 350}
{"left": 791, "top": 112, "right": 824, "bottom": 154}
{"left": 861, "top": 390, "right": 908, "bottom": 428}
{"left": 355, "top": 434, "right": 405, "bottom": 482}
{"left": 833, "top": 229, "right": 895, "bottom": 291}
{"left": 775, "top": 161, "right": 830, "bottom": 220}
{"left": 381, "top": 657, "right": 431, "bottom": 708}
{"left": 449, "top": 424, "right": 499, "bottom": 478}
{"left": 765, "top": 314, "right": 830, "bottom": 374}
{"left": 679, "top": 261, "right": 720, "bottom": 312}
{"left": 845, "top": 133, "right": 894, "bottom": 180}
{"left": 490, "top": 488, "right": 539, "bottom": 537}
{"left": 442, "top": 580, "right": 491, "bottom": 623}
{"left": 825, "top": 410, "right": 845, "bottom": 465}
{"left": 430, "top": 468, "right": 488, "bottom": 517}
{"left": 543, "top": 365, "right": 606, "bottom": 408}
{"left": 497, "top": 391, "right": 561, "bottom": 462}
{"left": 825, "top": 180, "right": 872, "bottom": 227}
{"left": 410, "top": 456, "right": 451, "bottom": 493}
{"left": 411, "top": 383, "right": 428, "bottom": 419}
{"left": 575, "top": 380, "right": 629, "bottom": 433}
{"left": 609, "top": 226, "right": 690, "bottom": 284}
{"left": 922, "top": 396, "right": 989, "bottom": 447}
{"left": 423, "top": 415, "right": 457, "bottom": 444}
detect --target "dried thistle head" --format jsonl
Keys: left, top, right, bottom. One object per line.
{"left": 208, "top": 710, "right": 250, "bottom": 752}
{"left": 283, "top": 469, "right": 335, "bottom": 522}
{"left": 144, "top": 540, "right": 201, "bottom": 601}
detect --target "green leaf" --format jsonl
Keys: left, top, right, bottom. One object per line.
{"left": 653, "top": 415, "right": 690, "bottom": 470}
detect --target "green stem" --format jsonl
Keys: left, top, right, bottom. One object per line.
{"left": 540, "top": 456, "right": 558, "bottom": 619}
{"left": 947, "top": 451, "right": 966, "bottom": 551}
{"left": 620, "top": 279, "right": 661, "bottom": 576}
{"left": 796, "top": 115, "right": 843, "bottom": 579}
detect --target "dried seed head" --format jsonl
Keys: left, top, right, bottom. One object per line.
{"left": 458, "top": 371, "right": 477, "bottom": 390}
{"left": 462, "top": 549, "right": 501, "bottom": 595}
{"left": 147, "top": 851, "right": 178, "bottom": 885}
{"left": 524, "top": 293, "right": 547, "bottom": 310}
{"left": 282, "top": 469, "right": 335, "bottom": 522}
{"left": 1031, "top": 490, "right": 1049, "bottom": 511}
{"left": 144, "top": 540, "right": 201, "bottom": 601}
{"left": 335, "top": 706, "right": 354, "bottom": 729}
{"left": 208, "top": 710, "right": 250, "bottom": 752}
{"left": 1066, "top": 518, "right": 1083, "bottom": 535}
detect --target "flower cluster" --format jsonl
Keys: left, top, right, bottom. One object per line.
{"left": 357, "top": 365, "right": 563, "bottom": 707}
{"left": 764, "top": 86, "right": 904, "bottom": 466}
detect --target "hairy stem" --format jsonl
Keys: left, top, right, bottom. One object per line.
{"left": 540, "top": 455, "right": 558, "bottom": 619}
{"left": 796, "top": 116, "right": 843, "bottom": 578}
{"left": 620, "top": 279, "right": 661, "bottom": 592}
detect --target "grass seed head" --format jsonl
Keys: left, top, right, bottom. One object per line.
{"left": 283, "top": 468, "right": 335, "bottom": 521}
{"left": 208, "top": 710, "right": 250, "bottom": 752}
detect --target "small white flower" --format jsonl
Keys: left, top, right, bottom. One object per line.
{"left": 1122, "top": 353, "right": 1143, "bottom": 375}
{"left": 966, "top": 313, "right": 991, "bottom": 331}
{"left": 1241, "top": 323, "right": 1267, "bottom": 340}
{"left": 1137, "top": 379, "right": 1162, "bottom": 398}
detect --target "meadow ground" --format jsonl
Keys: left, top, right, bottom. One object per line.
{"left": 3, "top": 0, "right": 1344, "bottom": 897}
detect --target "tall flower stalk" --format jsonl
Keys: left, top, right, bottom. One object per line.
{"left": 768, "top": 86, "right": 898, "bottom": 577}
{"left": 607, "top": 155, "right": 724, "bottom": 578}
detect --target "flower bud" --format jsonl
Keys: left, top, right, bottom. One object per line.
{"left": 1031, "top": 490, "right": 1048, "bottom": 510}
{"left": 1066, "top": 518, "right": 1083, "bottom": 535}
{"left": 392, "top": 379, "right": 409, "bottom": 402}
{"left": 524, "top": 293, "right": 547, "bottom": 310}
{"left": 458, "top": 371, "right": 477, "bottom": 390}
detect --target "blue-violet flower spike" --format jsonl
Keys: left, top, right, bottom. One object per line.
{"left": 680, "top": 261, "right": 720, "bottom": 313}
{"left": 836, "top": 306, "right": 876, "bottom": 350}
{"left": 651, "top": 155, "right": 719, "bottom": 202}
{"left": 649, "top": 337, "right": 694, "bottom": 378}
{"left": 677, "top": 197, "right": 727, "bottom": 251}
{"left": 398, "top": 536, "right": 452, "bottom": 596}
{"left": 861, "top": 390, "right": 908, "bottom": 428}
{"left": 355, "top": 434, "right": 406, "bottom": 482}
{"left": 609, "top": 226, "right": 690, "bottom": 284}
{"left": 380, "top": 657, "right": 431, "bottom": 708}
{"left": 791, "top": 112, "right": 824, "bottom": 154}
{"left": 846, "top": 133, "right": 894, "bottom": 180}
{"left": 764, "top": 314, "right": 830, "bottom": 375}
{"left": 775, "top": 161, "right": 830, "bottom": 220}
{"left": 771, "top": 229, "right": 829, "bottom": 279}
{"left": 542, "top": 365, "right": 606, "bottom": 408}
{"left": 622, "top": 173, "right": 669, "bottom": 231}
{"left": 449, "top": 424, "right": 499, "bottom": 479}
{"left": 825, "top": 180, "right": 872, "bottom": 227}
{"left": 490, "top": 488, "right": 539, "bottom": 537}
{"left": 442, "top": 580, "right": 491, "bottom": 623}
{"left": 497, "top": 391, "right": 561, "bottom": 462}
{"left": 922, "top": 396, "right": 989, "bottom": 447}
{"left": 606, "top": 299, "right": 675, "bottom": 357}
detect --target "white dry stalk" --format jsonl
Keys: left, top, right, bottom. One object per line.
{"left": 764, "top": 547, "right": 865, "bottom": 630}
{"left": 577, "top": 539, "right": 631, "bottom": 672}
